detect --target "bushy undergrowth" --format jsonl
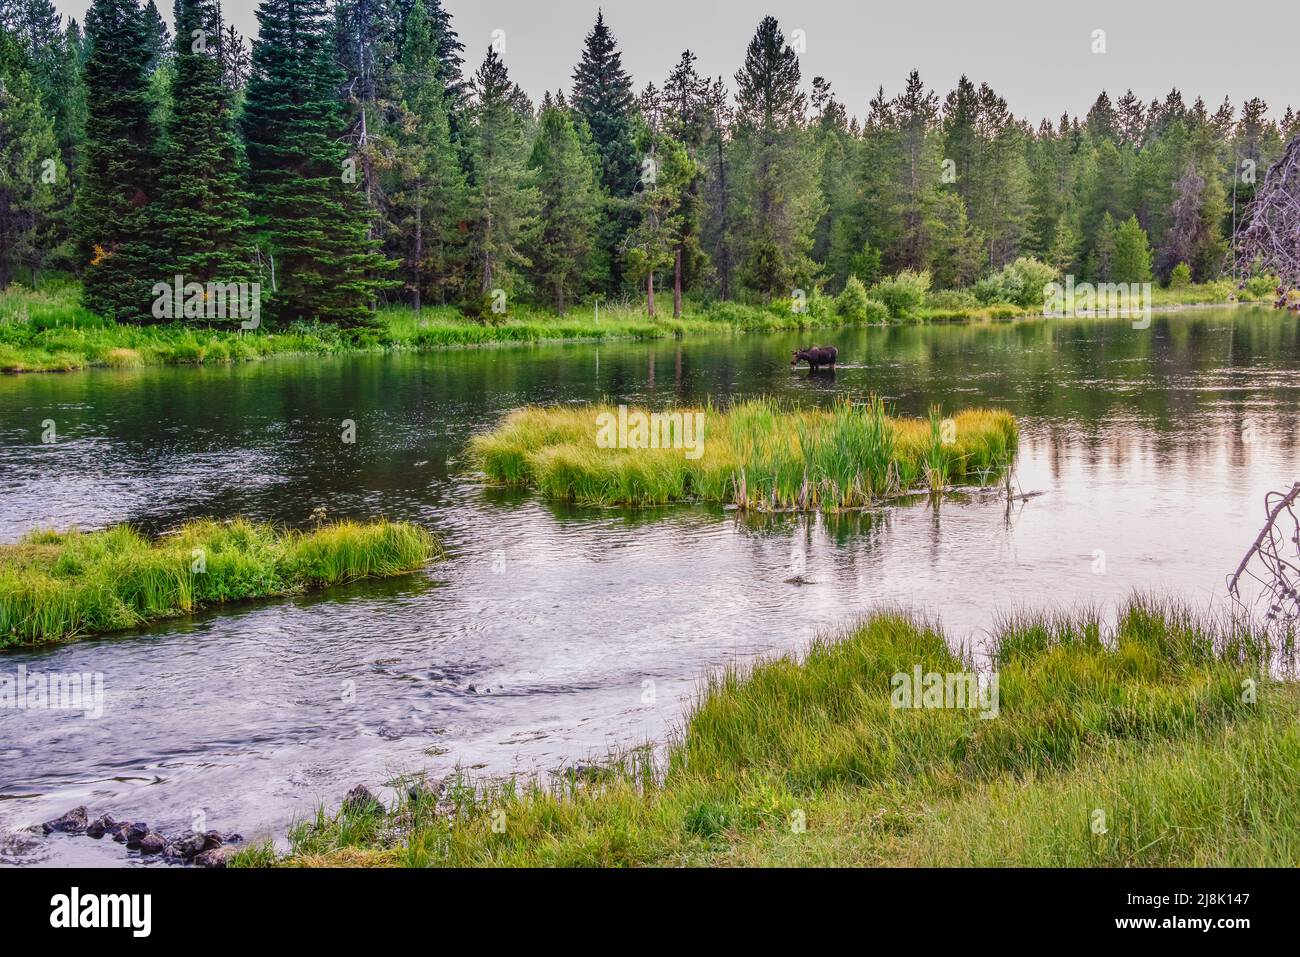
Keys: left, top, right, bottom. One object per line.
{"left": 0, "top": 518, "right": 441, "bottom": 646}
{"left": 259, "top": 596, "right": 1296, "bottom": 868}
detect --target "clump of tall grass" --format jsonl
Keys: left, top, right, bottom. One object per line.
{"left": 269, "top": 596, "right": 1296, "bottom": 867}
{"left": 0, "top": 518, "right": 441, "bottom": 647}
{"left": 469, "top": 398, "right": 1019, "bottom": 511}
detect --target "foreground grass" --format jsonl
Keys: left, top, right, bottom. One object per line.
{"left": 471, "top": 398, "right": 1018, "bottom": 509}
{"left": 0, "top": 518, "right": 442, "bottom": 647}
{"left": 256, "top": 597, "right": 1298, "bottom": 867}
{"left": 0, "top": 280, "right": 1260, "bottom": 374}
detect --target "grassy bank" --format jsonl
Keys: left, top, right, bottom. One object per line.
{"left": 0, "top": 518, "right": 442, "bottom": 647}
{"left": 257, "top": 597, "right": 1297, "bottom": 867}
{"left": 471, "top": 398, "right": 1018, "bottom": 509}
{"left": 0, "top": 279, "right": 1261, "bottom": 374}
{"left": 0, "top": 283, "right": 857, "bottom": 374}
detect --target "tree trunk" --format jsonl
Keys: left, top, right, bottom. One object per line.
{"left": 556, "top": 280, "right": 565, "bottom": 315}
{"left": 412, "top": 180, "right": 423, "bottom": 312}
{"left": 647, "top": 271, "right": 656, "bottom": 317}
{"left": 673, "top": 246, "right": 683, "bottom": 318}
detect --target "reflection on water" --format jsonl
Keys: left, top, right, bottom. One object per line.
{"left": 1, "top": 308, "right": 1298, "bottom": 865}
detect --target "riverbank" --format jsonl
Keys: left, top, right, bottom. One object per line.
{"left": 471, "top": 399, "right": 1018, "bottom": 508}
{"left": 251, "top": 597, "right": 1297, "bottom": 867}
{"left": 0, "top": 281, "right": 1263, "bottom": 374}
{"left": 0, "top": 519, "right": 441, "bottom": 647}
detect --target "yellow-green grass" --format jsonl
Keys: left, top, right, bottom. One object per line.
{"left": 253, "top": 596, "right": 1297, "bottom": 868}
{"left": 0, "top": 518, "right": 442, "bottom": 647}
{"left": 470, "top": 398, "right": 1018, "bottom": 510}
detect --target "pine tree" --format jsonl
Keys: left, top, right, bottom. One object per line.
{"left": 464, "top": 45, "right": 537, "bottom": 305}
{"left": 0, "top": 26, "right": 61, "bottom": 286}
{"left": 623, "top": 129, "right": 695, "bottom": 316}
{"left": 242, "top": 0, "right": 395, "bottom": 325}
{"left": 389, "top": 0, "right": 467, "bottom": 309}
{"left": 730, "top": 15, "right": 824, "bottom": 300}
{"left": 658, "top": 50, "right": 709, "bottom": 313}
{"left": 700, "top": 75, "right": 734, "bottom": 299}
{"left": 1112, "top": 214, "right": 1153, "bottom": 283}
{"left": 76, "top": 0, "right": 163, "bottom": 322}
{"left": 142, "top": 0, "right": 169, "bottom": 70}
{"left": 571, "top": 10, "right": 636, "bottom": 197}
{"left": 156, "top": 0, "right": 256, "bottom": 320}
{"left": 528, "top": 96, "right": 598, "bottom": 313}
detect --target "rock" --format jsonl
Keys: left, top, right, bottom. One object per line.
{"left": 163, "top": 833, "right": 206, "bottom": 861}
{"left": 406, "top": 777, "right": 445, "bottom": 805}
{"left": 223, "top": 832, "right": 243, "bottom": 844}
{"left": 137, "top": 833, "right": 166, "bottom": 854}
{"left": 193, "top": 845, "right": 237, "bottom": 868}
{"left": 118, "top": 822, "right": 149, "bottom": 847}
{"left": 342, "top": 785, "right": 381, "bottom": 816}
{"left": 201, "top": 830, "right": 225, "bottom": 851}
{"left": 85, "top": 814, "right": 117, "bottom": 839}
{"left": 41, "top": 807, "right": 88, "bottom": 835}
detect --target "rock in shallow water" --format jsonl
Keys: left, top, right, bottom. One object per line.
{"left": 85, "top": 814, "right": 117, "bottom": 839}
{"left": 138, "top": 833, "right": 167, "bottom": 854}
{"left": 41, "top": 807, "right": 88, "bottom": 835}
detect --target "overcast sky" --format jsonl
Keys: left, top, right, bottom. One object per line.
{"left": 51, "top": 0, "right": 1300, "bottom": 125}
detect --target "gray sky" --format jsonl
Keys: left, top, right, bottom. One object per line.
{"left": 53, "top": 0, "right": 1300, "bottom": 125}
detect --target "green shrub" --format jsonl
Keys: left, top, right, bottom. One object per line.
{"left": 1168, "top": 262, "right": 1192, "bottom": 288}
{"left": 868, "top": 269, "right": 931, "bottom": 321}
{"left": 974, "top": 257, "right": 1059, "bottom": 309}
{"left": 835, "top": 275, "right": 872, "bottom": 322}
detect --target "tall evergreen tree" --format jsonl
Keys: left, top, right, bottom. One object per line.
{"left": 571, "top": 10, "right": 636, "bottom": 197}
{"left": 388, "top": 0, "right": 467, "bottom": 309}
{"left": 730, "top": 15, "right": 824, "bottom": 300}
{"left": 0, "top": 26, "right": 61, "bottom": 286}
{"left": 156, "top": 0, "right": 256, "bottom": 318}
{"left": 571, "top": 10, "right": 637, "bottom": 291}
{"left": 464, "top": 45, "right": 537, "bottom": 303}
{"left": 75, "top": 0, "right": 162, "bottom": 321}
{"left": 241, "top": 0, "right": 395, "bottom": 325}
{"left": 528, "top": 95, "right": 598, "bottom": 313}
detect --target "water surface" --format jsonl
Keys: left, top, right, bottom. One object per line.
{"left": 2, "top": 307, "right": 1297, "bottom": 865}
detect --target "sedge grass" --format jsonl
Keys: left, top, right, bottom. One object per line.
{"left": 0, "top": 518, "right": 442, "bottom": 647}
{"left": 470, "top": 398, "right": 1019, "bottom": 511}
{"left": 258, "top": 596, "right": 1296, "bottom": 868}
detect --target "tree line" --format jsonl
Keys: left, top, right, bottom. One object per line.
{"left": 2, "top": 1, "right": 1297, "bottom": 326}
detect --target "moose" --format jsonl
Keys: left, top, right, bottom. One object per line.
{"left": 791, "top": 345, "right": 838, "bottom": 372}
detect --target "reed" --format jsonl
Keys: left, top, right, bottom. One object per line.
{"left": 0, "top": 518, "right": 441, "bottom": 647}
{"left": 265, "top": 596, "right": 1298, "bottom": 868}
{"left": 469, "top": 398, "right": 1019, "bottom": 510}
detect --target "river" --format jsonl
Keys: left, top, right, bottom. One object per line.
{"left": 2, "top": 306, "right": 1297, "bottom": 865}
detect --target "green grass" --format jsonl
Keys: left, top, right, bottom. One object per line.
{"left": 470, "top": 398, "right": 1019, "bottom": 510}
{"left": 0, "top": 283, "right": 860, "bottom": 374}
{"left": 248, "top": 595, "right": 1298, "bottom": 868}
{"left": 0, "top": 279, "right": 1262, "bottom": 374}
{"left": 0, "top": 518, "right": 442, "bottom": 647}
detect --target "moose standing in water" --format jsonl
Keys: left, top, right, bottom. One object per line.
{"left": 791, "top": 346, "right": 838, "bottom": 372}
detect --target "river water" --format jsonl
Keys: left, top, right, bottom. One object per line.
{"left": 2, "top": 307, "right": 1297, "bottom": 865}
